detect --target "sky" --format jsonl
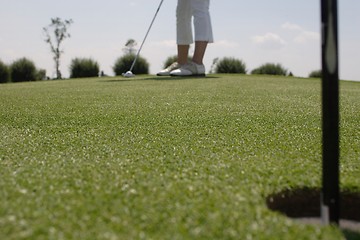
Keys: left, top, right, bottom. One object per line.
{"left": 1, "top": 0, "right": 360, "bottom": 81}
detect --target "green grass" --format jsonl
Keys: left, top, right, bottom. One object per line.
{"left": 0, "top": 75, "right": 359, "bottom": 239}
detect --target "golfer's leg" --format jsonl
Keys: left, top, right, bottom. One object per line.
{"left": 177, "top": 0, "right": 192, "bottom": 64}
{"left": 177, "top": 45, "right": 190, "bottom": 65}
{"left": 192, "top": 0, "right": 213, "bottom": 43}
{"left": 192, "top": 41, "right": 208, "bottom": 65}
{"left": 191, "top": 0, "right": 213, "bottom": 65}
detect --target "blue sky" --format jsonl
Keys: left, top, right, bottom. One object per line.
{"left": 1, "top": 0, "right": 359, "bottom": 81}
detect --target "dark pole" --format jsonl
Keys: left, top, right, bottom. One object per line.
{"left": 320, "top": 0, "right": 340, "bottom": 225}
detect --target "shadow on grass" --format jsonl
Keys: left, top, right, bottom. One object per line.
{"left": 101, "top": 75, "right": 220, "bottom": 83}
{"left": 266, "top": 187, "right": 360, "bottom": 239}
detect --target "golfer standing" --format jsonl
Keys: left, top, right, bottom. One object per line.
{"left": 157, "top": 0, "right": 214, "bottom": 76}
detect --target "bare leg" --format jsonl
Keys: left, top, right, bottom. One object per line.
{"left": 170, "top": 41, "right": 207, "bottom": 76}
{"left": 192, "top": 41, "right": 208, "bottom": 65}
{"left": 177, "top": 45, "right": 190, "bottom": 65}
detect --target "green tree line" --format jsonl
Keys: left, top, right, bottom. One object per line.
{"left": 0, "top": 17, "right": 322, "bottom": 84}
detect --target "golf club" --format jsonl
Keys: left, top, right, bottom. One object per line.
{"left": 122, "top": 0, "right": 165, "bottom": 78}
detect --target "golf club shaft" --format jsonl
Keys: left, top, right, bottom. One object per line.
{"left": 129, "top": 0, "right": 165, "bottom": 72}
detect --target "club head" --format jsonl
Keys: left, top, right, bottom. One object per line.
{"left": 122, "top": 71, "right": 135, "bottom": 78}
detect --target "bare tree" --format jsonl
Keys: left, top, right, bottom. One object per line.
{"left": 43, "top": 17, "right": 73, "bottom": 79}
{"left": 123, "top": 39, "right": 137, "bottom": 55}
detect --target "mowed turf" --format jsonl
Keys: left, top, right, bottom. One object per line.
{"left": 0, "top": 75, "right": 359, "bottom": 239}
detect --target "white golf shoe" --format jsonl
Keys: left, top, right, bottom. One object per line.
{"left": 156, "top": 62, "right": 180, "bottom": 76}
{"left": 170, "top": 61, "right": 206, "bottom": 77}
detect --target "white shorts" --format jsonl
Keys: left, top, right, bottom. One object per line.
{"left": 176, "top": 0, "right": 214, "bottom": 45}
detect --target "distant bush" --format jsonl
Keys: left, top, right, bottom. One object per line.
{"left": 113, "top": 54, "right": 149, "bottom": 76}
{"left": 308, "top": 70, "right": 322, "bottom": 78}
{"left": 10, "top": 58, "right": 37, "bottom": 82}
{"left": 70, "top": 58, "right": 100, "bottom": 78}
{"left": 251, "top": 63, "right": 288, "bottom": 76}
{"left": 37, "top": 69, "right": 47, "bottom": 80}
{"left": 214, "top": 57, "right": 247, "bottom": 74}
{"left": 0, "top": 60, "right": 10, "bottom": 83}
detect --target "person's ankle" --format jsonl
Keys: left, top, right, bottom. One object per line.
{"left": 192, "top": 60, "right": 203, "bottom": 65}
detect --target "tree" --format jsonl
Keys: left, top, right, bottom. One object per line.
{"left": 123, "top": 39, "right": 137, "bottom": 55}
{"left": 251, "top": 63, "right": 288, "bottom": 76}
{"left": 309, "top": 70, "right": 322, "bottom": 78}
{"left": 113, "top": 54, "right": 149, "bottom": 76}
{"left": 0, "top": 60, "right": 10, "bottom": 83}
{"left": 43, "top": 17, "right": 73, "bottom": 79}
{"left": 10, "top": 58, "right": 37, "bottom": 82}
{"left": 70, "top": 58, "right": 100, "bottom": 78}
{"left": 213, "top": 57, "right": 247, "bottom": 74}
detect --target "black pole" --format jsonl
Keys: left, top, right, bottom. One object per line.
{"left": 320, "top": 0, "right": 340, "bottom": 225}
